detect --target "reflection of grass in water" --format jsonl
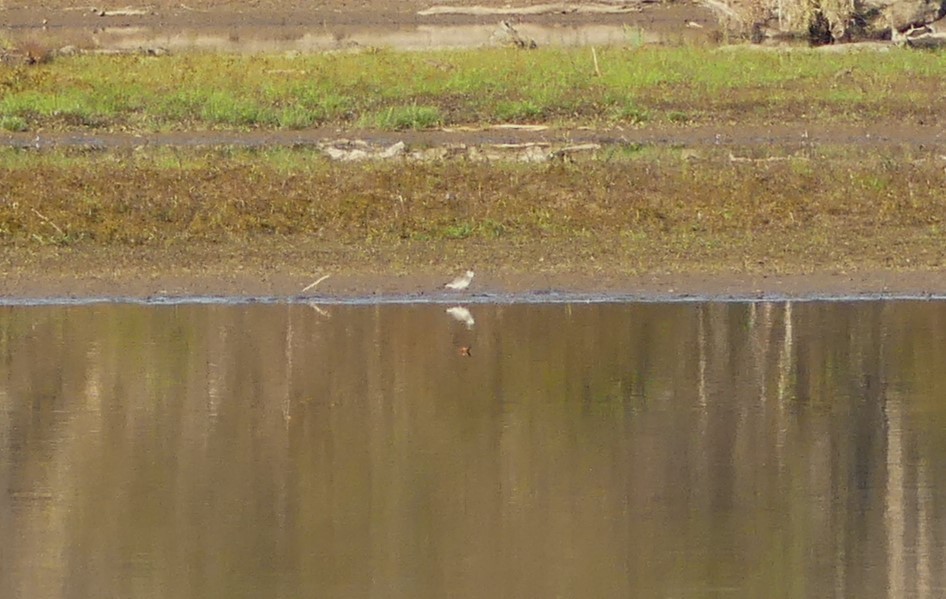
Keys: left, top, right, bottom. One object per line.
{"left": 0, "top": 47, "right": 944, "bottom": 131}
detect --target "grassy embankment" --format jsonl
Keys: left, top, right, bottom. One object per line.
{"left": 1, "top": 46, "right": 945, "bottom": 277}
{"left": 0, "top": 46, "right": 945, "bottom": 132}
{"left": 2, "top": 145, "right": 944, "bottom": 275}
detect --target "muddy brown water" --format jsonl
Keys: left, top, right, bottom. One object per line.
{"left": 3, "top": 300, "right": 946, "bottom": 597}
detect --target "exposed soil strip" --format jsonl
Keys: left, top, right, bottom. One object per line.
{"left": 3, "top": 124, "right": 945, "bottom": 152}
{"left": 57, "top": 22, "right": 685, "bottom": 54}
{"left": 416, "top": 3, "right": 647, "bottom": 16}
{"left": 3, "top": 243, "right": 946, "bottom": 301}
{"left": 1, "top": 2, "right": 716, "bottom": 53}
{"left": 2, "top": 21, "right": 709, "bottom": 54}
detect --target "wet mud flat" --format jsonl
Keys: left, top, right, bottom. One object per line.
{"left": 4, "top": 253, "right": 946, "bottom": 303}
{"left": 1, "top": 0, "right": 715, "bottom": 54}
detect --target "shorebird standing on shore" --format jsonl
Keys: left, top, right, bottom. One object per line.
{"left": 445, "top": 270, "right": 475, "bottom": 291}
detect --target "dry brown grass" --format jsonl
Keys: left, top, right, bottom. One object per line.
{"left": 0, "top": 147, "right": 944, "bottom": 278}
{"left": 1, "top": 39, "right": 56, "bottom": 66}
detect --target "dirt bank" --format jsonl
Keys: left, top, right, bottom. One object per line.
{"left": 2, "top": 239, "right": 946, "bottom": 302}
{"left": 1, "top": 0, "right": 716, "bottom": 53}
{"left": 3, "top": 133, "right": 945, "bottom": 300}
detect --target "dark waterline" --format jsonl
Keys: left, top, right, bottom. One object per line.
{"left": 2, "top": 301, "right": 946, "bottom": 598}
{"left": 1, "top": 291, "right": 946, "bottom": 306}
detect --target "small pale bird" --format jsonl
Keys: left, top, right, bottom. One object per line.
{"left": 444, "top": 270, "right": 475, "bottom": 291}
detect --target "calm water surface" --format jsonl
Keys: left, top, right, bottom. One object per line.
{"left": 2, "top": 301, "right": 946, "bottom": 598}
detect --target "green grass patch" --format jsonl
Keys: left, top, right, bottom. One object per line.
{"left": 0, "top": 115, "right": 28, "bottom": 132}
{"left": 494, "top": 100, "right": 545, "bottom": 122}
{"left": 363, "top": 104, "right": 443, "bottom": 130}
{"left": 0, "top": 46, "right": 945, "bottom": 132}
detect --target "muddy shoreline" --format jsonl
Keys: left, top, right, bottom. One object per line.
{"left": 4, "top": 137, "right": 946, "bottom": 301}
{"left": 3, "top": 244, "right": 946, "bottom": 301}
{"left": 6, "top": 271, "right": 946, "bottom": 302}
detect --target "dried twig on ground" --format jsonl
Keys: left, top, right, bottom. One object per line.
{"left": 302, "top": 274, "right": 331, "bottom": 292}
